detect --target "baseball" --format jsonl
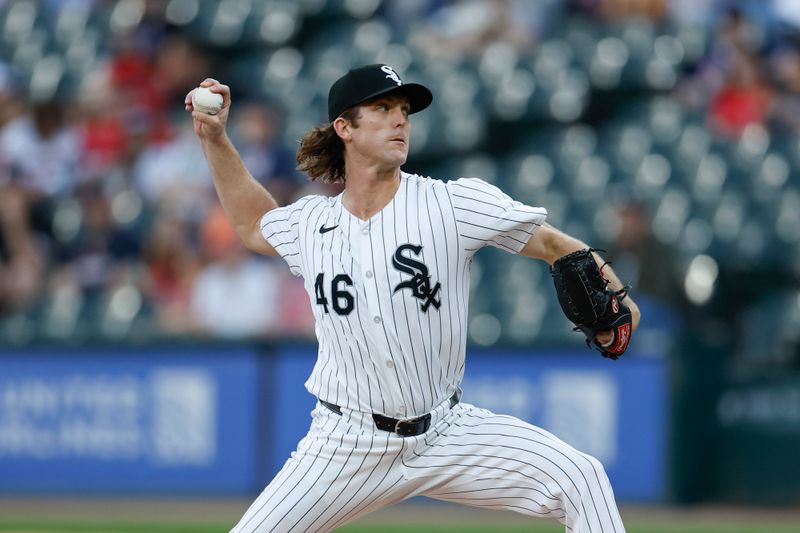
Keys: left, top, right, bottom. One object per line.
{"left": 191, "top": 87, "right": 223, "bottom": 115}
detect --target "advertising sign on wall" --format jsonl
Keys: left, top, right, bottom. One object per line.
{"left": 0, "top": 346, "right": 264, "bottom": 493}
{"left": 0, "top": 344, "right": 666, "bottom": 502}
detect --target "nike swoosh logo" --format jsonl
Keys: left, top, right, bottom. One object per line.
{"left": 319, "top": 225, "right": 339, "bottom": 234}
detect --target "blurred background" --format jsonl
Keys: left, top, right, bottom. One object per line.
{"left": 0, "top": 0, "right": 799, "bottom": 529}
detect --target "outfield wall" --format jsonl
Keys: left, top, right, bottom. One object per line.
{"left": 0, "top": 344, "right": 667, "bottom": 502}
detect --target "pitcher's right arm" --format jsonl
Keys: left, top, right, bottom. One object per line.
{"left": 186, "top": 78, "right": 279, "bottom": 256}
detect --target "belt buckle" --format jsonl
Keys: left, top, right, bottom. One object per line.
{"left": 395, "top": 416, "right": 421, "bottom": 435}
{"left": 395, "top": 415, "right": 428, "bottom": 436}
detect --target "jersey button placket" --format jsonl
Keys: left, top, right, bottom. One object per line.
{"left": 359, "top": 222, "right": 381, "bottom": 332}
{"left": 358, "top": 216, "right": 402, "bottom": 409}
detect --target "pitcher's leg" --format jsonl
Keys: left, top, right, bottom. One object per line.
{"left": 230, "top": 429, "right": 354, "bottom": 532}
{"left": 304, "top": 432, "right": 420, "bottom": 532}
{"left": 411, "top": 403, "right": 625, "bottom": 533}
{"left": 424, "top": 475, "right": 568, "bottom": 522}
{"left": 231, "top": 407, "right": 416, "bottom": 533}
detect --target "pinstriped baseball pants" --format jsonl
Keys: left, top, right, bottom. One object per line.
{"left": 230, "top": 397, "right": 625, "bottom": 533}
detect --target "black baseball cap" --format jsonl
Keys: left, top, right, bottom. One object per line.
{"left": 327, "top": 64, "right": 433, "bottom": 122}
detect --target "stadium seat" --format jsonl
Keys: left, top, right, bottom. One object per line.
{"left": 247, "top": 2, "right": 302, "bottom": 47}
{"left": 0, "top": 312, "right": 36, "bottom": 345}
{"left": 746, "top": 152, "right": 790, "bottom": 210}
{"left": 738, "top": 289, "right": 800, "bottom": 368}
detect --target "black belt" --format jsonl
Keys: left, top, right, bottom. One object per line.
{"left": 319, "top": 392, "right": 460, "bottom": 437}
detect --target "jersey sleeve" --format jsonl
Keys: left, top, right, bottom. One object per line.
{"left": 447, "top": 177, "right": 547, "bottom": 255}
{"left": 260, "top": 200, "right": 307, "bottom": 277}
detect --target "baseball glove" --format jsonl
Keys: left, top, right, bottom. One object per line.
{"left": 550, "top": 248, "right": 632, "bottom": 360}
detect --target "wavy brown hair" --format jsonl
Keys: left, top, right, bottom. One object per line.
{"left": 296, "top": 107, "right": 361, "bottom": 184}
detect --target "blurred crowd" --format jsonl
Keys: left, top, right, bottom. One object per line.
{"left": 0, "top": 4, "right": 334, "bottom": 341}
{"left": 0, "top": 0, "right": 799, "bottom": 348}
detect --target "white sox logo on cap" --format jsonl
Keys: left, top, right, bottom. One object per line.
{"left": 327, "top": 64, "right": 432, "bottom": 121}
{"left": 381, "top": 65, "right": 402, "bottom": 85}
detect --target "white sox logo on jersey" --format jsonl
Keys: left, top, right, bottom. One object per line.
{"left": 392, "top": 244, "right": 441, "bottom": 312}
{"left": 260, "top": 173, "right": 548, "bottom": 416}
{"left": 381, "top": 65, "right": 402, "bottom": 85}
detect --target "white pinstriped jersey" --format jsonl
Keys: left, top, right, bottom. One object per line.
{"left": 241, "top": 172, "right": 625, "bottom": 533}
{"left": 260, "top": 172, "right": 547, "bottom": 419}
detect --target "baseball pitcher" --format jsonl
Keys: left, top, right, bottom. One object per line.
{"left": 186, "top": 64, "right": 641, "bottom": 533}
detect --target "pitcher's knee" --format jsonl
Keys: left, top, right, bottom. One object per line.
{"left": 584, "top": 454, "right": 607, "bottom": 476}
{"left": 574, "top": 453, "right": 613, "bottom": 495}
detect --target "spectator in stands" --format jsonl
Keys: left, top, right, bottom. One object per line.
{"left": 666, "top": 0, "right": 717, "bottom": 27}
{"left": 0, "top": 180, "right": 45, "bottom": 316}
{"left": 109, "top": 28, "right": 210, "bottom": 148}
{"left": 0, "top": 63, "right": 23, "bottom": 130}
{"left": 674, "top": 6, "right": 774, "bottom": 137}
{"left": 0, "top": 66, "right": 34, "bottom": 315}
{"left": 605, "top": 196, "right": 683, "bottom": 308}
{"left": 707, "top": 49, "right": 773, "bottom": 137}
{"left": 78, "top": 65, "right": 143, "bottom": 180}
{"left": 141, "top": 210, "right": 199, "bottom": 335}
{"left": 0, "top": 96, "right": 80, "bottom": 316}
{"left": 768, "top": 42, "right": 800, "bottom": 134}
{"left": 230, "top": 101, "right": 303, "bottom": 206}
{"left": 0, "top": 97, "right": 80, "bottom": 199}
{"left": 189, "top": 205, "right": 284, "bottom": 338}
{"left": 53, "top": 181, "right": 141, "bottom": 314}
{"left": 273, "top": 274, "right": 317, "bottom": 339}
{"left": 570, "top": 0, "right": 667, "bottom": 20}
{"left": 132, "top": 117, "right": 215, "bottom": 221}
{"left": 411, "top": 0, "right": 540, "bottom": 59}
